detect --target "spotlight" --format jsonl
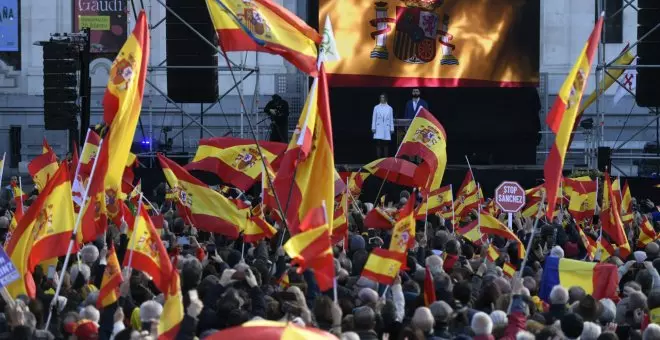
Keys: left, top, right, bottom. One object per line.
{"left": 580, "top": 118, "right": 594, "bottom": 130}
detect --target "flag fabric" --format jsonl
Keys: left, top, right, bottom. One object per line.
{"left": 579, "top": 45, "right": 635, "bottom": 113}
{"left": 613, "top": 57, "right": 636, "bottom": 105}
{"left": 621, "top": 181, "right": 633, "bottom": 223}
{"left": 123, "top": 204, "right": 172, "bottom": 294}
{"left": 600, "top": 173, "right": 630, "bottom": 258}
{"left": 77, "top": 130, "right": 102, "bottom": 177}
{"left": 11, "top": 182, "right": 26, "bottom": 221}
{"left": 331, "top": 189, "right": 349, "bottom": 244}
{"left": 423, "top": 266, "right": 435, "bottom": 306}
{"left": 158, "top": 154, "right": 247, "bottom": 238}
{"left": 185, "top": 138, "right": 287, "bottom": 191}
{"left": 244, "top": 206, "right": 278, "bottom": 244}
{"left": 486, "top": 244, "right": 500, "bottom": 262}
{"left": 42, "top": 138, "right": 54, "bottom": 155}
{"left": 101, "top": 10, "right": 149, "bottom": 205}
{"left": 389, "top": 194, "right": 416, "bottom": 255}
{"left": 97, "top": 245, "right": 123, "bottom": 309}
{"left": 454, "top": 171, "right": 481, "bottom": 220}
{"left": 361, "top": 248, "right": 405, "bottom": 285}
{"left": 577, "top": 225, "right": 597, "bottom": 260}
{"left": 27, "top": 151, "right": 59, "bottom": 190}
{"left": 273, "top": 66, "right": 335, "bottom": 234}
{"left": 397, "top": 107, "right": 448, "bottom": 192}
{"left": 638, "top": 216, "right": 657, "bottom": 249}
{"left": 364, "top": 207, "right": 396, "bottom": 229}
{"left": 206, "top": 0, "right": 321, "bottom": 76}
{"left": 319, "top": 16, "right": 340, "bottom": 63}
{"left": 539, "top": 257, "right": 619, "bottom": 302}
{"left": 503, "top": 262, "right": 516, "bottom": 278}
{"left": 69, "top": 142, "right": 79, "bottom": 183}
{"left": 347, "top": 172, "right": 369, "bottom": 199}
{"left": 6, "top": 166, "right": 74, "bottom": 298}
{"left": 566, "top": 179, "right": 597, "bottom": 221}
{"left": 479, "top": 212, "right": 526, "bottom": 260}
{"left": 544, "top": 15, "right": 604, "bottom": 219}
{"left": 456, "top": 220, "right": 486, "bottom": 246}
{"left": 158, "top": 269, "right": 184, "bottom": 339}
{"left": 79, "top": 138, "right": 109, "bottom": 245}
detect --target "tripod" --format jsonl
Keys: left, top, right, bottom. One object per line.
{"left": 257, "top": 115, "right": 287, "bottom": 142}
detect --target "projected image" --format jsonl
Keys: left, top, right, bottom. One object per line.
{"left": 0, "top": 0, "right": 18, "bottom": 52}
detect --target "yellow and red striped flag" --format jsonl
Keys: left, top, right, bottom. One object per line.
{"left": 41, "top": 138, "right": 54, "bottom": 155}
{"left": 6, "top": 165, "right": 74, "bottom": 298}
{"left": 638, "top": 216, "right": 657, "bottom": 249}
{"left": 123, "top": 204, "right": 172, "bottom": 294}
{"left": 397, "top": 107, "right": 448, "bottom": 193}
{"left": 97, "top": 245, "right": 123, "bottom": 309}
{"left": 101, "top": 10, "right": 149, "bottom": 210}
{"left": 503, "top": 262, "right": 516, "bottom": 278}
{"left": 244, "top": 206, "right": 278, "bottom": 244}
{"left": 206, "top": 0, "right": 321, "bottom": 76}
{"left": 423, "top": 266, "right": 436, "bottom": 306}
{"left": 479, "top": 212, "right": 526, "bottom": 260}
{"left": 273, "top": 65, "right": 334, "bottom": 234}
{"left": 577, "top": 225, "right": 597, "bottom": 260}
{"left": 27, "top": 150, "right": 59, "bottom": 190}
{"left": 347, "top": 172, "right": 369, "bottom": 199}
{"left": 390, "top": 193, "right": 416, "bottom": 255}
{"left": 415, "top": 185, "right": 452, "bottom": 221}
{"left": 456, "top": 220, "right": 486, "bottom": 246}
{"left": 486, "top": 244, "right": 500, "bottom": 262}
{"left": 158, "top": 269, "right": 184, "bottom": 339}
{"left": 331, "top": 189, "right": 349, "bottom": 244}
{"left": 361, "top": 248, "right": 405, "bottom": 286}
{"left": 600, "top": 173, "right": 630, "bottom": 258}
{"left": 566, "top": 179, "right": 597, "bottom": 221}
{"left": 621, "top": 181, "right": 633, "bottom": 223}
{"left": 454, "top": 171, "right": 481, "bottom": 221}
{"left": 544, "top": 14, "right": 604, "bottom": 219}
{"left": 185, "top": 137, "right": 287, "bottom": 191}
{"left": 158, "top": 153, "right": 247, "bottom": 239}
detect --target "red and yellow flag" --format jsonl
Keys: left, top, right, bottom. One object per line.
{"left": 347, "top": 172, "right": 369, "bottom": 199}
{"left": 158, "top": 270, "right": 184, "bottom": 339}
{"left": 331, "top": 189, "right": 349, "bottom": 244}
{"left": 123, "top": 204, "right": 172, "bottom": 294}
{"left": 638, "top": 216, "right": 657, "bottom": 249}
{"left": 206, "top": 0, "right": 321, "bottom": 76}
{"left": 479, "top": 212, "right": 526, "bottom": 260}
{"left": 273, "top": 66, "right": 335, "bottom": 234}
{"left": 621, "top": 181, "right": 633, "bottom": 223}
{"left": 423, "top": 266, "right": 435, "bottom": 307}
{"left": 544, "top": 14, "right": 604, "bottom": 219}
{"left": 27, "top": 150, "right": 59, "bottom": 190}
{"left": 600, "top": 173, "right": 630, "bottom": 258}
{"left": 158, "top": 154, "right": 247, "bottom": 239}
{"left": 456, "top": 220, "right": 486, "bottom": 246}
{"left": 244, "top": 206, "right": 278, "bottom": 244}
{"left": 454, "top": 171, "right": 481, "bottom": 220}
{"left": 415, "top": 185, "right": 452, "bottom": 220}
{"left": 6, "top": 165, "right": 74, "bottom": 298}
{"left": 397, "top": 107, "right": 448, "bottom": 192}
{"left": 97, "top": 245, "right": 123, "bottom": 309}
{"left": 577, "top": 225, "right": 597, "bottom": 260}
{"left": 503, "top": 262, "right": 516, "bottom": 278}
{"left": 185, "top": 137, "right": 287, "bottom": 191}
{"left": 566, "top": 179, "right": 597, "bottom": 221}
{"left": 361, "top": 248, "right": 405, "bottom": 285}
{"left": 101, "top": 10, "right": 149, "bottom": 203}
{"left": 390, "top": 193, "right": 415, "bottom": 255}
{"left": 42, "top": 138, "right": 53, "bottom": 155}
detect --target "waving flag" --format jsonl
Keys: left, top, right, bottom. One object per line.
{"left": 415, "top": 185, "right": 452, "bottom": 220}
{"left": 206, "top": 0, "right": 321, "bottom": 76}
{"left": 614, "top": 58, "right": 636, "bottom": 105}
{"left": 347, "top": 172, "right": 369, "bottom": 199}
{"left": 579, "top": 44, "right": 635, "bottom": 113}
{"left": 601, "top": 173, "right": 630, "bottom": 258}
{"left": 544, "top": 14, "right": 604, "bottom": 219}
{"left": 539, "top": 257, "right": 618, "bottom": 302}
{"left": 361, "top": 248, "right": 405, "bottom": 285}
{"left": 423, "top": 266, "right": 435, "bottom": 306}
{"left": 397, "top": 107, "right": 448, "bottom": 192}
{"left": 27, "top": 150, "right": 59, "bottom": 190}
{"left": 97, "top": 245, "right": 123, "bottom": 309}
{"left": 158, "top": 270, "right": 184, "bottom": 339}
{"left": 244, "top": 206, "right": 278, "bottom": 243}
{"left": 638, "top": 216, "right": 657, "bottom": 248}
{"left": 621, "top": 181, "right": 633, "bottom": 223}
{"left": 479, "top": 212, "right": 526, "bottom": 260}
{"left": 331, "top": 189, "right": 349, "bottom": 244}
{"left": 389, "top": 193, "right": 415, "bottom": 255}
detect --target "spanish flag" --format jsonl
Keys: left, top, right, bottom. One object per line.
{"left": 282, "top": 206, "right": 334, "bottom": 291}
{"left": 486, "top": 244, "right": 500, "bottom": 262}
{"left": 158, "top": 154, "right": 247, "bottom": 238}
{"left": 544, "top": 14, "right": 604, "bottom": 219}
{"left": 415, "top": 185, "right": 452, "bottom": 220}
{"left": 158, "top": 269, "right": 184, "bottom": 339}
{"left": 97, "top": 245, "right": 123, "bottom": 309}
{"left": 41, "top": 138, "right": 54, "bottom": 155}
{"left": 423, "top": 266, "right": 435, "bottom": 306}
{"left": 123, "top": 204, "right": 172, "bottom": 294}
{"left": 502, "top": 262, "right": 516, "bottom": 278}
{"left": 185, "top": 137, "right": 287, "bottom": 191}
{"left": 454, "top": 171, "right": 481, "bottom": 220}
{"left": 456, "top": 220, "right": 486, "bottom": 246}
{"left": 361, "top": 248, "right": 405, "bottom": 285}
{"left": 539, "top": 257, "right": 618, "bottom": 302}
{"left": 364, "top": 207, "right": 395, "bottom": 229}
{"left": 206, "top": 0, "right": 321, "bottom": 76}
{"left": 390, "top": 193, "right": 416, "bottom": 255}
{"left": 27, "top": 150, "right": 59, "bottom": 190}
{"left": 347, "top": 172, "right": 369, "bottom": 199}
{"left": 479, "top": 212, "right": 526, "bottom": 260}
{"left": 621, "top": 181, "right": 633, "bottom": 223}
{"left": 101, "top": 10, "right": 149, "bottom": 202}
{"left": 79, "top": 139, "right": 109, "bottom": 244}
{"left": 638, "top": 216, "right": 657, "bottom": 249}
{"left": 6, "top": 165, "right": 73, "bottom": 298}
{"left": 244, "top": 206, "right": 278, "bottom": 244}
{"left": 77, "top": 130, "right": 102, "bottom": 177}
{"left": 273, "top": 66, "right": 334, "bottom": 234}
{"left": 567, "top": 179, "right": 597, "bottom": 221}
{"left": 577, "top": 225, "right": 597, "bottom": 260}
{"left": 331, "top": 189, "right": 349, "bottom": 244}
{"left": 397, "top": 107, "right": 448, "bottom": 192}
{"left": 10, "top": 181, "right": 26, "bottom": 221}
{"left": 600, "top": 172, "right": 630, "bottom": 258}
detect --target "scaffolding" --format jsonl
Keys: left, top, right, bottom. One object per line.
{"left": 592, "top": 0, "right": 660, "bottom": 176}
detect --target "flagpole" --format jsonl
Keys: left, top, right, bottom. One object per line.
{"left": 0, "top": 153, "right": 5, "bottom": 190}
{"left": 45, "top": 138, "right": 105, "bottom": 331}
{"left": 17, "top": 176, "right": 23, "bottom": 212}
{"left": 424, "top": 193, "right": 430, "bottom": 240}
{"left": 124, "top": 180, "right": 160, "bottom": 214}
{"left": 450, "top": 184, "right": 456, "bottom": 234}
{"left": 617, "top": 176, "right": 624, "bottom": 214}
{"left": 126, "top": 193, "right": 144, "bottom": 271}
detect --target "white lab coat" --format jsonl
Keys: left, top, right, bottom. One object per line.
{"left": 372, "top": 103, "right": 394, "bottom": 141}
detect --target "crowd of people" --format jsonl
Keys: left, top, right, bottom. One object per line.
{"left": 0, "top": 180, "right": 658, "bottom": 340}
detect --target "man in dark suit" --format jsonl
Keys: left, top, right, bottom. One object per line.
{"left": 403, "top": 88, "right": 429, "bottom": 119}
{"left": 264, "top": 94, "right": 289, "bottom": 142}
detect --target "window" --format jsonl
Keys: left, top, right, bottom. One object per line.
{"left": 603, "top": 0, "right": 623, "bottom": 43}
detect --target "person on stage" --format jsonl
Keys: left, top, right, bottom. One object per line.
{"left": 264, "top": 94, "right": 289, "bottom": 143}
{"left": 403, "top": 88, "right": 429, "bottom": 119}
{"left": 372, "top": 93, "right": 394, "bottom": 158}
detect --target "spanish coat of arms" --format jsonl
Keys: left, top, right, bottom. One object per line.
{"left": 236, "top": 0, "right": 272, "bottom": 39}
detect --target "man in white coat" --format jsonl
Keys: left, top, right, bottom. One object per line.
{"left": 372, "top": 93, "right": 394, "bottom": 158}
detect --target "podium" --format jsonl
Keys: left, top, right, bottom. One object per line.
{"left": 394, "top": 119, "right": 412, "bottom": 145}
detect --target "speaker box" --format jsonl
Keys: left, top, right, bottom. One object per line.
{"left": 598, "top": 146, "right": 612, "bottom": 172}
{"left": 637, "top": 0, "right": 660, "bottom": 107}
{"left": 166, "top": 0, "right": 219, "bottom": 103}
{"left": 9, "top": 125, "right": 20, "bottom": 168}
{"left": 43, "top": 41, "right": 79, "bottom": 130}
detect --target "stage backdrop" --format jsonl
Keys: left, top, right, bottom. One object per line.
{"left": 318, "top": 0, "right": 540, "bottom": 87}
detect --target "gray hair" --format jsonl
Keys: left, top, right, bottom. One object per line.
{"left": 341, "top": 332, "right": 360, "bottom": 340}
{"left": 80, "top": 305, "right": 100, "bottom": 323}
{"left": 411, "top": 307, "right": 434, "bottom": 333}
{"left": 471, "top": 312, "right": 493, "bottom": 336}
{"left": 644, "top": 324, "right": 660, "bottom": 340}
{"left": 70, "top": 263, "right": 91, "bottom": 283}
{"left": 580, "top": 321, "right": 601, "bottom": 340}
{"left": 80, "top": 245, "right": 100, "bottom": 265}
{"left": 140, "top": 300, "right": 163, "bottom": 322}
{"left": 516, "top": 331, "right": 535, "bottom": 340}
{"left": 549, "top": 285, "right": 569, "bottom": 305}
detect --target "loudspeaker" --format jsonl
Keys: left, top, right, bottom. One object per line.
{"left": 598, "top": 147, "right": 612, "bottom": 172}
{"left": 43, "top": 41, "right": 80, "bottom": 130}
{"left": 166, "top": 0, "right": 219, "bottom": 103}
{"left": 9, "top": 126, "right": 20, "bottom": 168}
{"left": 637, "top": 0, "right": 660, "bottom": 107}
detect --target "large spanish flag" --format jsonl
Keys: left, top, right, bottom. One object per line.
{"left": 539, "top": 257, "right": 618, "bottom": 302}
{"left": 397, "top": 107, "right": 447, "bottom": 192}
{"left": 102, "top": 10, "right": 149, "bottom": 200}
{"left": 97, "top": 245, "right": 123, "bottom": 309}
{"left": 544, "top": 14, "right": 604, "bottom": 219}
{"left": 27, "top": 150, "right": 59, "bottom": 190}
{"left": 361, "top": 248, "right": 405, "bottom": 285}
{"left": 206, "top": 0, "right": 321, "bottom": 76}
{"left": 123, "top": 204, "right": 172, "bottom": 294}
{"left": 566, "top": 179, "right": 597, "bottom": 221}
{"left": 273, "top": 65, "right": 334, "bottom": 234}
{"left": 185, "top": 137, "right": 286, "bottom": 191}
{"left": 158, "top": 154, "right": 246, "bottom": 239}
{"left": 6, "top": 165, "right": 73, "bottom": 298}
{"left": 158, "top": 269, "right": 184, "bottom": 339}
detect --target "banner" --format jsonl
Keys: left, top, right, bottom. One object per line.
{"left": 73, "top": 0, "right": 127, "bottom": 53}
{"left": 319, "top": 0, "right": 540, "bottom": 87}
{"left": 0, "top": 0, "right": 19, "bottom": 52}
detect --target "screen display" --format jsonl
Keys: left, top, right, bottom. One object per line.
{"left": 0, "top": 0, "right": 19, "bottom": 52}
